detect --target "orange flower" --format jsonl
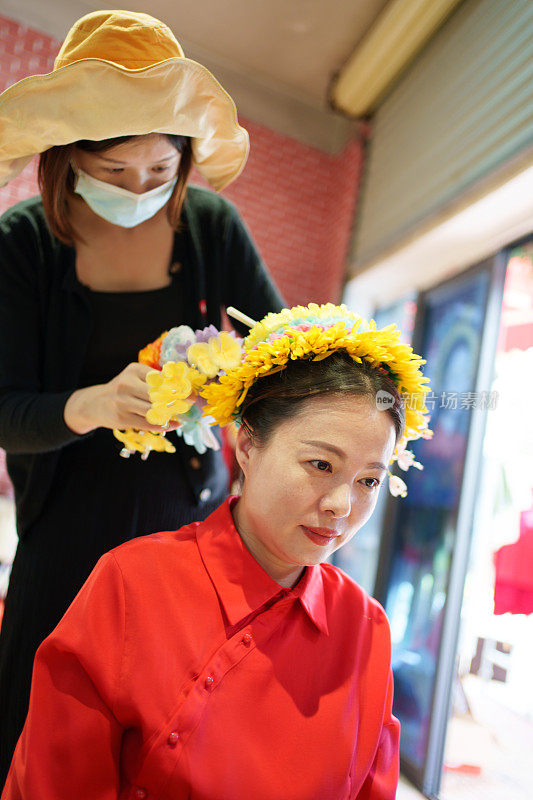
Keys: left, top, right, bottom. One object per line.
{"left": 138, "top": 332, "right": 167, "bottom": 369}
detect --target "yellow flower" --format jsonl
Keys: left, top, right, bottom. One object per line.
{"left": 162, "top": 361, "right": 191, "bottom": 385}
{"left": 200, "top": 303, "right": 431, "bottom": 453}
{"left": 187, "top": 333, "right": 242, "bottom": 377}
{"left": 113, "top": 429, "right": 176, "bottom": 455}
{"left": 188, "top": 367, "right": 208, "bottom": 392}
{"left": 208, "top": 331, "right": 242, "bottom": 371}
{"left": 146, "top": 362, "right": 194, "bottom": 426}
{"left": 186, "top": 342, "right": 219, "bottom": 378}
{"left": 244, "top": 303, "right": 362, "bottom": 349}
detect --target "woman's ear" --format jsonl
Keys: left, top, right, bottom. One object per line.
{"left": 234, "top": 424, "right": 255, "bottom": 477}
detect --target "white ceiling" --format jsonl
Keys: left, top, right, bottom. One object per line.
{"left": 0, "top": 0, "right": 390, "bottom": 151}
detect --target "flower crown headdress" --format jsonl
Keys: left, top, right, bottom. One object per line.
{"left": 114, "top": 303, "right": 432, "bottom": 496}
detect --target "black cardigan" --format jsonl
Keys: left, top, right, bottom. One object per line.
{"left": 0, "top": 187, "right": 284, "bottom": 536}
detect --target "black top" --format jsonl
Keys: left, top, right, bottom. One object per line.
{"left": 80, "top": 282, "right": 184, "bottom": 386}
{"left": 50, "top": 282, "right": 221, "bottom": 542}
{"left": 0, "top": 186, "right": 285, "bottom": 536}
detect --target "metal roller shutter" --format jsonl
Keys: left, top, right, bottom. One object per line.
{"left": 351, "top": 0, "right": 533, "bottom": 272}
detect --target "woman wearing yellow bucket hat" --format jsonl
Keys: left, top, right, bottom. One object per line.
{"left": 0, "top": 9, "right": 283, "bottom": 782}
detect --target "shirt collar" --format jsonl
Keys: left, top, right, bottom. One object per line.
{"left": 196, "top": 498, "right": 329, "bottom": 636}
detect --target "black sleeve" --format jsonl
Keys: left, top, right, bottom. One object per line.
{"left": 220, "top": 201, "right": 285, "bottom": 336}
{"left": 0, "top": 205, "right": 85, "bottom": 454}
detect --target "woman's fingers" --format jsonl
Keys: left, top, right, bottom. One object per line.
{"left": 111, "top": 365, "right": 185, "bottom": 430}
{"left": 116, "top": 394, "right": 152, "bottom": 418}
{"left": 64, "top": 363, "right": 185, "bottom": 434}
{"left": 114, "top": 363, "right": 154, "bottom": 402}
{"left": 116, "top": 412, "right": 168, "bottom": 432}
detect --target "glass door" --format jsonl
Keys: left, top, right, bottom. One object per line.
{"left": 378, "top": 257, "right": 505, "bottom": 796}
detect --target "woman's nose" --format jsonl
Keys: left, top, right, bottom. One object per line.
{"left": 120, "top": 171, "right": 154, "bottom": 194}
{"left": 320, "top": 483, "right": 352, "bottom": 519}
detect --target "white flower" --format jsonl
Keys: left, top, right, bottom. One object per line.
{"left": 160, "top": 326, "right": 196, "bottom": 365}
{"left": 171, "top": 325, "right": 196, "bottom": 344}
{"left": 389, "top": 475, "right": 408, "bottom": 497}
{"left": 396, "top": 448, "right": 423, "bottom": 471}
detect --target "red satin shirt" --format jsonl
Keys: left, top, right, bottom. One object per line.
{"left": 3, "top": 498, "right": 399, "bottom": 800}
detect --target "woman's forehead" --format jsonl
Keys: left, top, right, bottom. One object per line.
{"left": 75, "top": 134, "right": 178, "bottom": 161}
{"left": 293, "top": 393, "right": 375, "bottom": 422}
{"left": 276, "top": 394, "right": 396, "bottom": 457}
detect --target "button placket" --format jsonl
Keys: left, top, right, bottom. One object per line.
{"left": 136, "top": 599, "right": 293, "bottom": 797}
{"left": 142, "top": 622, "right": 266, "bottom": 792}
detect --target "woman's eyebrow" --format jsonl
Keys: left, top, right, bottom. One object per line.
{"left": 302, "top": 440, "right": 345, "bottom": 458}
{"left": 302, "top": 440, "right": 387, "bottom": 471}
{"left": 96, "top": 154, "right": 177, "bottom": 164}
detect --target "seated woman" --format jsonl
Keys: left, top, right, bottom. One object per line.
{"left": 2, "top": 304, "right": 429, "bottom": 800}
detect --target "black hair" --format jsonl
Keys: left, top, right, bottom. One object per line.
{"left": 38, "top": 133, "right": 192, "bottom": 244}
{"left": 240, "top": 350, "right": 405, "bottom": 447}
{"left": 75, "top": 133, "right": 189, "bottom": 154}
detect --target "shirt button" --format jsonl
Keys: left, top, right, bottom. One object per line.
{"left": 134, "top": 789, "right": 147, "bottom": 800}
{"left": 189, "top": 456, "right": 201, "bottom": 470}
{"left": 204, "top": 675, "right": 214, "bottom": 689}
{"left": 199, "top": 488, "right": 211, "bottom": 502}
{"left": 169, "top": 261, "right": 181, "bottom": 274}
{"left": 242, "top": 633, "right": 252, "bottom": 645}
{"left": 167, "top": 731, "right": 180, "bottom": 747}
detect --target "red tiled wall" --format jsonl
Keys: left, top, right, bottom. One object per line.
{"left": 0, "top": 13, "right": 364, "bottom": 306}
{"left": 0, "top": 17, "right": 57, "bottom": 210}
{"left": 196, "top": 126, "right": 363, "bottom": 305}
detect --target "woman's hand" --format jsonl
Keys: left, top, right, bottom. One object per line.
{"left": 64, "top": 363, "right": 177, "bottom": 435}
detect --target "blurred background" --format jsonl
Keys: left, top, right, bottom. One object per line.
{"left": 1, "top": 1, "right": 532, "bottom": 797}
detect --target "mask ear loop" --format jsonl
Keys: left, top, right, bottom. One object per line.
{"left": 69, "top": 161, "right": 80, "bottom": 187}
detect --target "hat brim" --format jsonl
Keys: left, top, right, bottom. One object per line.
{"left": 0, "top": 57, "right": 249, "bottom": 191}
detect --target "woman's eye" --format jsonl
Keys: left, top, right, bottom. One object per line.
{"left": 310, "top": 460, "right": 332, "bottom": 473}
{"left": 361, "top": 477, "right": 380, "bottom": 488}
{"left": 107, "top": 168, "right": 123, "bottom": 174}
{"left": 153, "top": 165, "right": 170, "bottom": 172}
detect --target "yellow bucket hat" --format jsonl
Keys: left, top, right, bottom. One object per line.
{"left": 0, "top": 10, "right": 249, "bottom": 191}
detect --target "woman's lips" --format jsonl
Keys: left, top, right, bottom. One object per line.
{"left": 301, "top": 526, "right": 340, "bottom": 547}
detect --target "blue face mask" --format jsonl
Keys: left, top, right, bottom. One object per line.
{"left": 72, "top": 167, "right": 178, "bottom": 228}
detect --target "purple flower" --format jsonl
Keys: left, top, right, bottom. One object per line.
{"left": 194, "top": 325, "right": 219, "bottom": 344}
